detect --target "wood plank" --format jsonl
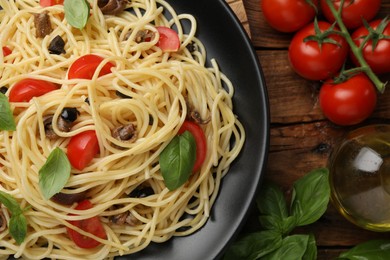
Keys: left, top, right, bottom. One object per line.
{"left": 226, "top": 0, "right": 251, "bottom": 37}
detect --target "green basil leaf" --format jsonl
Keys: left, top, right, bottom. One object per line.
{"left": 262, "top": 234, "right": 310, "bottom": 260}
{"left": 64, "top": 0, "right": 90, "bottom": 29}
{"left": 259, "top": 215, "right": 296, "bottom": 236}
{"left": 160, "top": 131, "right": 196, "bottom": 191}
{"left": 0, "top": 93, "right": 16, "bottom": 131}
{"left": 257, "top": 182, "right": 288, "bottom": 219}
{"left": 9, "top": 213, "right": 27, "bottom": 245}
{"left": 303, "top": 234, "right": 317, "bottom": 260}
{"left": 0, "top": 190, "right": 22, "bottom": 215}
{"left": 290, "top": 168, "right": 330, "bottom": 226}
{"left": 338, "top": 240, "right": 390, "bottom": 260}
{"left": 39, "top": 147, "right": 71, "bottom": 200}
{"left": 223, "top": 230, "right": 282, "bottom": 260}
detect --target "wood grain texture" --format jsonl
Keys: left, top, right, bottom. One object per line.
{"left": 226, "top": 0, "right": 251, "bottom": 37}
{"left": 239, "top": 0, "right": 390, "bottom": 259}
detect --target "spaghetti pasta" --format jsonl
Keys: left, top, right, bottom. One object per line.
{"left": 0, "top": 0, "right": 245, "bottom": 259}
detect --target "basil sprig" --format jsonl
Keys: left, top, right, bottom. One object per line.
{"left": 224, "top": 168, "right": 330, "bottom": 260}
{"left": 160, "top": 131, "right": 196, "bottom": 191}
{"left": 39, "top": 147, "right": 71, "bottom": 200}
{"left": 64, "top": 0, "right": 90, "bottom": 30}
{"left": 0, "top": 93, "right": 16, "bottom": 131}
{"left": 0, "top": 191, "right": 28, "bottom": 244}
{"left": 338, "top": 240, "right": 390, "bottom": 259}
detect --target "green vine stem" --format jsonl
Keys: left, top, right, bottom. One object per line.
{"left": 325, "top": 0, "right": 387, "bottom": 93}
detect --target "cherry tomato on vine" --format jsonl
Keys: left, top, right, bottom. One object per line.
{"left": 321, "top": 0, "right": 381, "bottom": 29}
{"left": 40, "top": 0, "right": 64, "bottom": 7}
{"left": 156, "top": 26, "right": 180, "bottom": 52}
{"left": 319, "top": 73, "right": 377, "bottom": 126}
{"left": 178, "top": 120, "right": 207, "bottom": 173}
{"left": 350, "top": 19, "right": 390, "bottom": 75}
{"left": 288, "top": 21, "right": 349, "bottom": 81}
{"left": 261, "top": 0, "right": 319, "bottom": 33}
{"left": 68, "top": 54, "right": 115, "bottom": 80}
{"left": 9, "top": 78, "right": 58, "bottom": 102}
{"left": 66, "top": 200, "right": 106, "bottom": 249}
{"left": 67, "top": 130, "right": 99, "bottom": 171}
{"left": 2, "top": 46, "right": 12, "bottom": 57}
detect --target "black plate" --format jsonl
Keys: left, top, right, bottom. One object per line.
{"left": 119, "top": 0, "right": 270, "bottom": 259}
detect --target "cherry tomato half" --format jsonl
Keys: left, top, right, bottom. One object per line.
{"left": 67, "top": 130, "right": 99, "bottom": 171}
{"left": 351, "top": 19, "right": 390, "bottom": 75}
{"left": 156, "top": 26, "right": 180, "bottom": 52}
{"left": 68, "top": 54, "right": 115, "bottom": 80}
{"left": 67, "top": 200, "right": 106, "bottom": 249}
{"left": 178, "top": 120, "right": 207, "bottom": 173}
{"left": 9, "top": 78, "right": 58, "bottom": 102}
{"left": 2, "top": 46, "right": 12, "bottom": 57}
{"left": 261, "top": 0, "right": 319, "bottom": 33}
{"left": 319, "top": 73, "right": 377, "bottom": 126}
{"left": 321, "top": 0, "right": 381, "bottom": 30}
{"left": 288, "top": 21, "right": 349, "bottom": 81}
{"left": 40, "top": 0, "right": 64, "bottom": 7}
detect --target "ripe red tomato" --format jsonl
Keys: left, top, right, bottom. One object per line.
{"left": 68, "top": 54, "right": 115, "bottom": 80}
{"left": 261, "top": 0, "right": 319, "bottom": 33}
{"left": 178, "top": 121, "right": 207, "bottom": 173}
{"left": 40, "top": 0, "right": 64, "bottom": 7}
{"left": 67, "top": 130, "right": 99, "bottom": 171}
{"left": 288, "top": 21, "right": 349, "bottom": 81}
{"left": 2, "top": 46, "right": 12, "bottom": 57}
{"left": 350, "top": 19, "right": 390, "bottom": 75}
{"left": 156, "top": 26, "right": 180, "bottom": 52}
{"left": 67, "top": 200, "right": 106, "bottom": 249}
{"left": 319, "top": 73, "right": 377, "bottom": 126}
{"left": 9, "top": 79, "right": 58, "bottom": 102}
{"left": 321, "top": 0, "right": 381, "bottom": 29}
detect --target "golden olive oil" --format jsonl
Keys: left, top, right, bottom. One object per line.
{"left": 329, "top": 125, "right": 390, "bottom": 231}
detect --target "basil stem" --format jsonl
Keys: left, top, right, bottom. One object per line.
{"left": 160, "top": 131, "right": 196, "bottom": 191}
{"left": 64, "top": 0, "right": 90, "bottom": 30}
{"left": 39, "top": 147, "right": 71, "bottom": 200}
{"left": 0, "top": 93, "right": 16, "bottom": 131}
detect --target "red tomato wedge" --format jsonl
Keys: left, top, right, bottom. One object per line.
{"left": 68, "top": 54, "right": 115, "bottom": 80}
{"left": 2, "top": 46, "right": 12, "bottom": 57}
{"left": 67, "top": 130, "right": 99, "bottom": 171}
{"left": 178, "top": 121, "right": 207, "bottom": 173}
{"left": 40, "top": 0, "right": 64, "bottom": 7}
{"left": 156, "top": 26, "right": 180, "bottom": 52}
{"left": 67, "top": 200, "right": 107, "bottom": 249}
{"left": 9, "top": 79, "right": 58, "bottom": 102}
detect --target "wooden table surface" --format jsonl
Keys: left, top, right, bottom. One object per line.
{"left": 236, "top": 0, "right": 390, "bottom": 259}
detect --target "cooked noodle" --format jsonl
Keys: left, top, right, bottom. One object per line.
{"left": 0, "top": 0, "right": 245, "bottom": 259}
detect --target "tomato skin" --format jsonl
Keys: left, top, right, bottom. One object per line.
{"left": 156, "top": 26, "right": 180, "bottom": 52}
{"left": 261, "top": 0, "right": 318, "bottom": 33}
{"left": 68, "top": 54, "right": 114, "bottom": 80}
{"left": 351, "top": 19, "right": 390, "bottom": 75}
{"left": 288, "top": 21, "right": 349, "bottom": 81}
{"left": 319, "top": 73, "right": 377, "bottom": 126}
{"left": 321, "top": 0, "right": 381, "bottom": 30}
{"left": 67, "top": 130, "right": 99, "bottom": 171}
{"left": 40, "top": 0, "right": 64, "bottom": 7}
{"left": 2, "top": 46, "right": 12, "bottom": 57}
{"left": 9, "top": 79, "right": 58, "bottom": 102}
{"left": 178, "top": 121, "right": 207, "bottom": 173}
{"left": 66, "top": 200, "right": 107, "bottom": 249}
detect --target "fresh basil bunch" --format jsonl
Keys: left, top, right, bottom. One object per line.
{"left": 224, "top": 168, "right": 330, "bottom": 260}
